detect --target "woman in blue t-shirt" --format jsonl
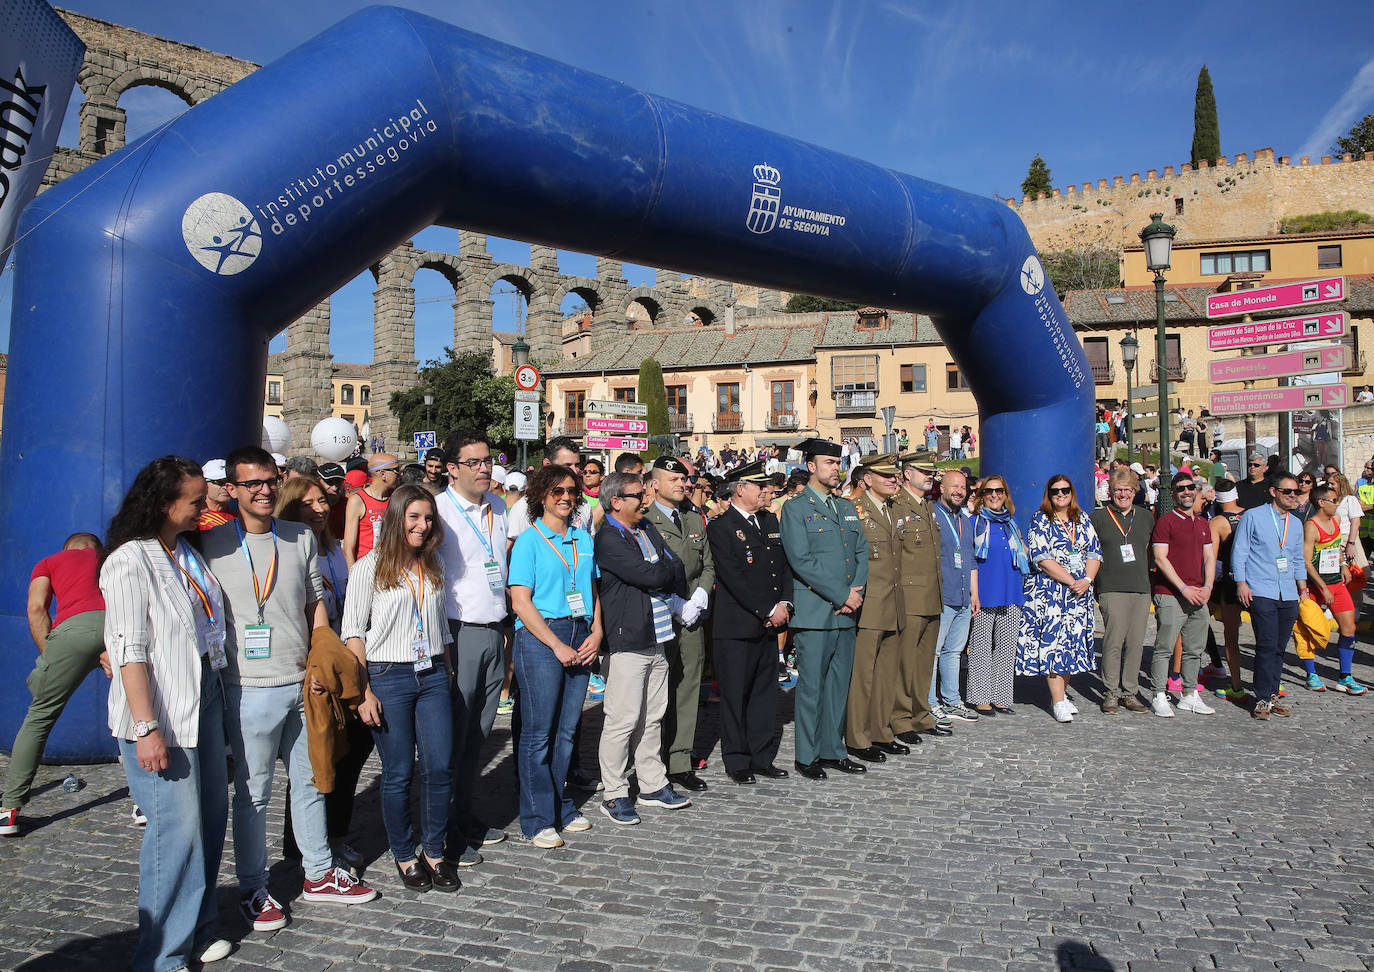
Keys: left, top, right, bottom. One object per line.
{"left": 967, "top": 475, "right": 1029, "bottom": 715}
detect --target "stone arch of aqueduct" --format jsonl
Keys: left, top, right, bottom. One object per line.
{"left": 41, "top": 10, "right": 769, "bottom": 448}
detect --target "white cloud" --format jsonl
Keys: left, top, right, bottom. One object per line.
{"left": 1299, "top": 55, "right": 1374, "bottom": 160}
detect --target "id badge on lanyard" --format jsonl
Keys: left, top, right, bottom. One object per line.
{"left": 1272, "top": 509, "right": 1291, "bottom": 575}
{"left": 453, "top": 491, "right": 505, "bottom": 594}
{"left": 403, "top": 570, "right": 433, "bottom": 671}
{"left": 244, "top": 623, "right": 272, "bottom": 659}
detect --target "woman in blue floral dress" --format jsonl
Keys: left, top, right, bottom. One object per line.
{"left": 1017, "top": 474, "right": 1102, "bottom": 723}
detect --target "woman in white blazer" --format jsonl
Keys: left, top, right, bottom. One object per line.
{"left": 100, "top": 456, "right": 231, "bottom": 971}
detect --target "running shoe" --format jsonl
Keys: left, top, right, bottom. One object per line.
{"left": 1305, "top": 672, "right": 1327, "bottom": 692}
{"left": 1335, "top": 675, "right": 1369, "bottom": 695}
{"left": 1166, "top": 676, "right": 1184, "bottom": 695}
{"left": 586, "top": 674, "right": 606, "bottom": 701}
{"left": 1215, "top": 685, "right": 1250, "bottom": 703}
{"left": 496, "top": 696, "right": 514, "bottom": 715}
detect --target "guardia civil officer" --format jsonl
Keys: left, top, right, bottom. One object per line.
{"left": 846, "top": 454, "right": 909, "bottom": 762}
{"left": 641, "top": 456, "right": 715, "bottom": 792}
{"left": 780, "top": 439, "right": 868, "bottom": 780}
{"left": 706, "top": 461, "right": 792, "bottom": 784}
{"left": 890, "top": 451, "right": 947, "bottom": 742}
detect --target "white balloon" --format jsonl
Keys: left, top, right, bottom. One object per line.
{"left": 262, "top": 416, "right": 293, "bottom": 453}
{"left": 311, "top": 417, "right": 358, "bottom": 462}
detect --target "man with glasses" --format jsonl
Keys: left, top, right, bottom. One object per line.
{"left": 342, "top": 453, "right": 399, "bottom": 566}
{"left": 1231, "top": 472, "right": 1308, "bottom": 719}
{"left": 435, "top": 431, "right": 509, "bottom": 860}
{"left": 1236, "top": 453, "right": 1271, "bottom": 510}
{"left": 593, "top": 471, "right": 691, "bottom": 823}
{"left": 203, "top": 446, "right": 376, "bottom": 932}
{"left": 509, "top": 437, "right": 593, "bottom": 546}
{"left": 1148, "top": 472, "right": 1217, "bottom": 718}
{"left": 1092, "top": 468, "right": 1154, "bottom": 714}
{"left": 199, "top": 459, "right": 237, "bottom": 531}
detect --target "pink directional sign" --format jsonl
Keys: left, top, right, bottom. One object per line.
{"left": 585, "top": 416, "right": 649, "bottom": 434}
{"left": 1207, "top": 312, "right": 1348, "bottom": 351}
{"left": 1208, "top": 344, "right": 1350, "bottom": 384}
{"left": 1209, "top": 383, "right": 1350, "bottom": 416}
{"left": 1205, "top": 276, "right": 1345, "bottom": 319}
{"left": 585, "top": 434, "right": 648, "bottom": 450}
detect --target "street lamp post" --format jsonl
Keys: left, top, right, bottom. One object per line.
{"left": 423, "top": 391, "right": 434, "bottom": 432}
{"left": 512, "top": 336, "right": 531, "bottom": 470}
{"left": 1120, "top": 332, "right": 1138, "bottom": 461}
{"left": 1140, "top": 213, "right": 1176, "bottom": 512}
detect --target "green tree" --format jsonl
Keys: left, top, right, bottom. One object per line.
{"left": 638, "top": 357, "right": 671, "bottom": 462}
{"left": 1191, "top": 65, "right": 1221, "bottom": 167}
{"left": 1333, "top": 113, "right": 1374, "bottom": 160}
{"left": 783, "top": 293, "right": 861, "bottom": 313}
{"left": 390, "top": 347, "right": 523, "bottom": 457}
{"left": 1039, "top": 246, "right": 1122, "bottom": 297}
{"left": 1021, "top": 154, "right": 1053, "bottom": 198}
{"left": 1280, "top": 209, "right": 1372, "bottom": 234}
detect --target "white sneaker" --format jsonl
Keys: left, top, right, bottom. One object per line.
{"left": 130, "top": 804, "right": 147, "bottom": 827}
{"left": 1051, "top": 700, "right": 1075, "bottom": 723}
{"left": 1176, "top": 693, "right": 1216, "bottom": 715}
{"left": 530, "top": 827, "right": 563, "bottom": 849}
{"left": 1065, "top": 698, "right": 1079, "bottom": 715}
{"left": 563, "top": 813, "right": 593, "bottom": 832}
{"left": 1151, "top": 693, "right": 1176, "bottom": 718}
{"left": 196, "top": 938, "right": 232, "bottom": 964}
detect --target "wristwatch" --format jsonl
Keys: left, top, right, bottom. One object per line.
{"left": 132, "top": 719, "right": 160, "bottom": 738}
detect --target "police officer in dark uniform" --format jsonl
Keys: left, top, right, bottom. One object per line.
{"left": 706, "top": 460, "right": 793, "bottom": 785}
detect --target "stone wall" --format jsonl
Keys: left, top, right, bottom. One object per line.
{"left": 1340, "top": 403, "right": 1374, "bottom": 472}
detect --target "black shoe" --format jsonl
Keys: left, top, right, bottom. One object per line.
{"left": 894, "top": 730, "right": 924, "bottom": 745}
{"left": 396, "top": 859, "right": 432, "bottom": 892}
{"left": 752, "top": 764, "right": 790, "bottom": 779}
{"left": 427, "top": 857, "right": 461, "bottom": 893}
{"left": 567, "top": 770, "right": 602, "bottom": 790}
{"left": 726, "top": 769, "right": 756, "bottom": 785}
{"left": 669, "top": 771, "right": 709, "bottom": 792}
{"left": 921, "top": 725, "right": 955, "bottom": 737}
{"left": 793, "top": 760, "right": 827, "bottom": 780}
{"left": 992, "top": 705, "right": 1015, "bottom": 715}
{"left": 820, "top": 757, "right": 867, "bottom": 774}
{"left": 846, "top": 745, "right": 886, "bottom": 763}
{"left": 873, "top": 740, "right": 910, "bottom": 756}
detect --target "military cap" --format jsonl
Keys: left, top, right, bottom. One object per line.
{"left": 795, "top": 436, "right": 843, "bottom": 458}
{"left": 652, "top": 455, "right": 690, "bottom": 474}
{"left": 899, "top": 449, "right": 939, "bottom": 472}
{"left": 725, "top": 459, "right": 771, "bottom": 483}
{"left": 858, "top": 452, "right": 901, "bottom": 476}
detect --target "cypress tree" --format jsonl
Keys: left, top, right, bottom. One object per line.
{"left": 638, "top": 357, "right": 670, "bottom": 462}
{"left": 1021, "top": 154, "right": 1053, "bottom": 199}
{"left": 1191, "top": 66, "right": 1221, "bottom": 167}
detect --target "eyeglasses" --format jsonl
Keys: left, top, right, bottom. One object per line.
{"left": 980, "top": 487, "right": 1005, "bottom": 496}
{"left": 233, "top": 479, "right": 279, "bottom": 493}
{"left": 1274, "top": 487, "right": 1300, "bottom": 496}
{"left": 1049, "top": 486, "right": 1073, "bottom": 496}
{"left": 547, "top": 486, "right": 581, "bottom": 498}
{"left": 453, "top": 457, "right": 494, "bottom": 469}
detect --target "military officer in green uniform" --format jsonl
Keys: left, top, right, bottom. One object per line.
{"left": 780, "top": 438, "right": 869, "bottom": 779}
{"left": 888, "top": 451, "right": 947, "bottom": 743}
{"left": 641, "top": 455, "right": 715, "bottom": 793}
{"left": 847, "top": 453, "right": 910, "bottom": 762}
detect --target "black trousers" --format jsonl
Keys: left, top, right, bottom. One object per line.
{"left": 714, "top": 635, "right": 779, "bottom": 773}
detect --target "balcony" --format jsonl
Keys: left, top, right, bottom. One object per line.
{"left": 668, "top": 412, "right": 693, "bottom": 433}
{"left": 768, "top": 409, "right": 799, "bottom": 430}
{"left": 713, "top": 412, "right": 743, "bottom": 432}
{"left": 1091, "top": 362, "right": 1115, "bottom": 385}
{"left": 1149, "top": 360, "right": 1188, "bottom": 382}
{"left": 1343, "top": 350, "right": 1368, "bottom": 377}
{"left": 562, "top": 416, "right": 585, "bottom": 436}
{"left": 834, "top": 389, "right": 877, "bottom": 416}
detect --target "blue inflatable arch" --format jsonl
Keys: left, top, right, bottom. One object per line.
{"left": 0, "top": 6, "right": 1092, "bottom": 760}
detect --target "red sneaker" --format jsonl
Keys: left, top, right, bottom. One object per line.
{"left": 240, "top": 887, "right": 287, "bottom": 931}
{"left": 0, "top": 807, "right": 19, "bottom": 837}
{"left": 301, "top": 865, "right": 378, "bottom": 904}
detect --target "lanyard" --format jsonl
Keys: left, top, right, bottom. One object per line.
{"left": 936, "top": 503, "right": 962, "bottom": 550}
{"left": 1106, "top": 506, "right": 1133, "bottom": 540}
{"left": 448, "top": 488, "right": 495, "bottom": 559}
{"left": 1270, "top": 506, "right": 1290, "bottom": 549}
{"left": 1055, "top": 515, "right": 1077, "bottom": 548}
{"left": 401, "top": 568, "right": 425, "bottom": 634}
{"left": 535, "top": 522, "right": 579, "bottom": 587}
{"left": 235, "top": 520, "right": 278, "bottom": 623}
{"left": 159, "top": 538, "right": 215, "bottom": 622}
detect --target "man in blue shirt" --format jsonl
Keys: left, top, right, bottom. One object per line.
{"left": 929, "top": 469, "right": 978, "bottom": 723}
{"left": 1231, "top": 471, "right": 1308, "bottom": 719}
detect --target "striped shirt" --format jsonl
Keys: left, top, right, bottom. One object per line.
{"left": 341, "top": 551, "right": 452, "bottom": 663}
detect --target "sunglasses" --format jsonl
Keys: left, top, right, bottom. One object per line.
{"left": 1049, "top": 486, "right": 1073, "bottom": 496}
{"left": 618, "top": 490, "right": 645, "bottom": 501}
{"left": 1248, "top": 462, "right": 1263, "bottom": 468}
{"left": 1174, "top": 484, "right": 1196, "bottom": 492}
{"left": 1299, "top": 477, "right": 1314, "bottom": 484}
{"left": 1274, "top": 487, "right": 1300, "bottom": 496}
{"left": 547, "top": 486, "right": 581, "bottom": 498}
{"left": 980, "top": 487, "right": 1005, "bottom": 496}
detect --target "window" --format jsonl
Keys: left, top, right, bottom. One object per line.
{"left": 1082, "top": 337, "right": 1112, "bottom": 384}
{"left": 1174, "top": 197, "right": 1184, "bottom": 216}
{"left": 945, "top": 364, "right": 970, "bottom": 390}
{"left": 340, "top": 383, "right": 354, "bottom": 405}
{"left": 613, "top": 387, "right": 637, "bottom": 403}
{"left": 666, "top": 385, "right": 687, "bottom": 415}
{"left": 717, "top": 383, "right": 740, "bottom": 414}
{"left": 856, "top": 309, "right": 887, "bottom": 330}
{"left": 900, "top": 363, "right": 926, "bottom": 393}
{"left": 565, "top": 390, "right": 586, "bottom": 420}
{"left": 360, "top": 385, "right": 370, "bottom": 405}
{"left": 832, "top": 354, "right": 878, "bottom": 412}
{"left": 1200, "top": 249, "right": 1270, "bottom": 275}
{"left": 267, "top": 381, "right": 282, "bottom": 404}
{"left": 1318, "top": 244, "right": 1343, "bottom": 269}
{"left": 771, "top": 381, "right": 794, "bottom": 412}
{"left": 341, "top": 413, "right": 355, "bottom": 423}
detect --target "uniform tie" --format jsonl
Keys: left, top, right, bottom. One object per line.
{"left": 672, "top": 510, "right": 682, "bottom": 532}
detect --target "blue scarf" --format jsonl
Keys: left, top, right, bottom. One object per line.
{"left": 974, "top": 507, "right": 1029, "bottom": 575}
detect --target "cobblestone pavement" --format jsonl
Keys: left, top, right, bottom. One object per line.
{"left": 2, "top": 612, "right": 1372, "bottom": 972}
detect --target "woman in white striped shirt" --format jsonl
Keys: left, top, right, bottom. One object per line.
{"left": 100, "top": 455, "right": 231, "bottom": 970}
{"left": 340, "top": 484, "right": 458, "bottom": 893}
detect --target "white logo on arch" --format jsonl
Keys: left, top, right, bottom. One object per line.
{"left": 1019, "top": 254, "right": 1045, "bottom": 296}
{"left": 182, "top": 192, "right": 262, "bottom": 275}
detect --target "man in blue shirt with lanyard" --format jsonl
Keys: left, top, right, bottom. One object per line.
{"left": 1231, "top": 471, "right": 1308, "bottom": 719}
{"left": 437, "top": 431, "right": 510, "bottom": 858}
{"left": 930, "top": 469, "right": 979, "bottom": 723}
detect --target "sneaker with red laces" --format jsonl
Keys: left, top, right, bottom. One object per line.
{"left": 0, "top": 807, "right": 19, "bottom": 837}
{"left": 300, "top": 865, "right": 378, "bottom": 904}
{"left": 240, "top": 887, "right": 287, "bottom": 931}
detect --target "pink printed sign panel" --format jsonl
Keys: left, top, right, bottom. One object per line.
{"left": 1209, "top": 382, "right": 1350, "bottom": 415}
{"left": 585, "top": 416, "right": 649, "bottom": 434}
{"left": 1205, "top": 276, "right": 1345, "bottom": 319}
{"left": 584, "top": 434, "right": 649, "bottom": 450}
{"left": 1208, "top": 344, "right": 1350, "bottom": 384}
{"left": 1206, "top": 312, "right": 1347, "bottom": 351}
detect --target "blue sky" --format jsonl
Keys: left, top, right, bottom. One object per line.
{"left": 3, "top": 0, "right": 1373, "bottom": 365}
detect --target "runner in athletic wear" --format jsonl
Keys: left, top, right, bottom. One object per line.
{"left": 343, "top": 454, "right": 399, "bottom": 567}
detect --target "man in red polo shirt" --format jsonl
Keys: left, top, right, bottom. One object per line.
{"left": 1149, "top": 471, "right": 1217, "bottom": 718}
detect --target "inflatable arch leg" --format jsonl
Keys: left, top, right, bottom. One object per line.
{"left": 0, "top": 6, "right": 1092, "bottom": 760}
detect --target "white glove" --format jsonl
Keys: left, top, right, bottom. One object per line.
{"left": 670, "top": 595, "right": 688, "bottom": 622}
{"left": 679, "top": 602, "right": 702, "bottom": 627}
{"left": 691, "top": 586, "right": 711, "bottom": 612}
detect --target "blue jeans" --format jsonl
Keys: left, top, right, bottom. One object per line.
{"left": 930, "top": 604, "right": 972, "bottom": 708}
{"left": 514, "top": 619, "right": 591, "bottom": 838}
{"left": 224, "top": 681, "right": 330, "bottom": 886}
{"left": 1249, "top": 596, "right": 1299, "bottom": 700}
{"left": 119, "top": 663, "right": 228, "bottom": 972}
{"left": 368, "top": 659, "right": 454, "bottom": 861}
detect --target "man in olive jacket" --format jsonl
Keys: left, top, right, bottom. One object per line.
{"left": 889, "top": 451, "right": 945, "bottom": 742}
{"left": 780, "top": 438, "right": 869, "bottom": 780}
